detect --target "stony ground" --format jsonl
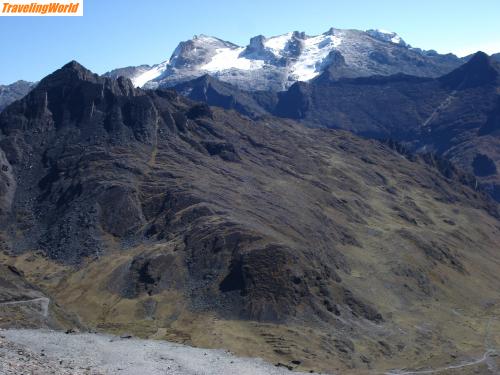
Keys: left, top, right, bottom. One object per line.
{"left": 0, "top": 329, "right": 325, "bottom": 375}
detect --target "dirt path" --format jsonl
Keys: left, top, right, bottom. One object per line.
{"left": 385, "top": 310, "right": 499, "bottom": 375}
{"left": 0, "top": 297, "right": 50, "bottom": 318}
{"left": 385, "top": 349, "right": 497, "bottom": 375}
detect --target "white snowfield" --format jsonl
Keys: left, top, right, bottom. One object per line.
{"left": 0, "top": 329, "right": 327, "bottom": 375}
{"left": 132, "top": 61, "right": 168, "bottom": 88}
{"left": 289, "top": 33, "right": 343, "bottom": 81}
{"left": 263, "top": 32, "right": 294, "bottom": 55}
{"left": 201, "top": 47, "right": 264, "bottom": 72}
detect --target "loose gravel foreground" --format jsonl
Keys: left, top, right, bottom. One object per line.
{"left": 0, "top": 329, "right": 326, "bottom": 375}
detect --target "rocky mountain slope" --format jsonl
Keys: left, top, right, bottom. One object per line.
{"left": 276, "top": 51, "right": 500, "bottom": 202}
{"left": 106, "top": 28, "right": 464, "bottom": 91}
{"left": 173, "top": 52, "right": 500, "bottom": 202}
{"left": 172, "top": 74, "right": 277, "bottom": 118}
{"left": 0, "top": 81, "right": 34, "bottom": 112}
{"left": 1, "top": 62, "right": 500, "bottom": 373}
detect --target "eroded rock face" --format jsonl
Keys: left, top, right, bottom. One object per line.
{"left": 109, "top": 252, "right": 185, "bottom": 298}
{"left": 0, "top": 148, "right": 15, "bottom": 222}
{"left": 0, "top": 62, "right": 161, "bottom": 261}
{"left": 98, "top": 186, "right": 145, "bottom": 237}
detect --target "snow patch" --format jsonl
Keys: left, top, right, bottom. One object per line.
{"left": 391, "top": 35, "right": 402, "bottom": 44}
{"left": 201, "top": 47, "right": 264, "bottom": 72}
{"left": 263, "top": 33, "right": 293, "bottom": 56}
{"left": 132, "top": 61, "right": 168, "bottom": 88}
{"left": 290, "top": 34, "right": 343, "bottom": 81}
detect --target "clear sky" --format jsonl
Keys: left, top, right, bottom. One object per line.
{"left": 1, "top": 0, "right": 500, "bottom": 84}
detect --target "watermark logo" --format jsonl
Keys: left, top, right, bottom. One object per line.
{"left": 1, "top": 0, "right": 83, "bottom": 16}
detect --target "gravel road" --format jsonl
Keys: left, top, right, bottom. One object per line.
{"left": 0, "top": 329, "right": 326, "bottom": 375}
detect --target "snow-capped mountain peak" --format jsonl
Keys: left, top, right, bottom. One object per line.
{"left": 168, "top": 34, "right": 237, "bottom": 69}
{"left": 105, "top": 27, "right": 461, "bottom": 91}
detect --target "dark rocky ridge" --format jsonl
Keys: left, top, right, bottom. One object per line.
{"left": 173, "top": 74, "right": 277, "bottom": 119}
{"left": 1, "top": 61, "right": 500, "bottom": 372}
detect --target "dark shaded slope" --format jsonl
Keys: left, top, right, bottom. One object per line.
{"left": 276, "top": 52, "right": 499, "bottom": 140}
{"left": 173, "top": 74, "right": 277, "bottom": 119}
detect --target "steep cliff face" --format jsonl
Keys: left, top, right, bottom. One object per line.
{"left": 1, "top": 62, "right": 500, "bottom": 373}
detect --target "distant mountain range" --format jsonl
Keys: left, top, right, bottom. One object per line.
{"left": 3, "top": 28, "right": 500, "bottom": 111}
{"left": 0, "top": 80, "right": 35, "bottom": 112}
{"left": 104, "top": 28, "right": 466, "bottom": 91}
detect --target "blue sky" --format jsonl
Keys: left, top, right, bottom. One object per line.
{"left": 1, "top": 0, "right": 500, "bottom": 84}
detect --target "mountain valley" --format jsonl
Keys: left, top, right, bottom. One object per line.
{"left": 0, "top": 61, "right": 499, "bottom": 373}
